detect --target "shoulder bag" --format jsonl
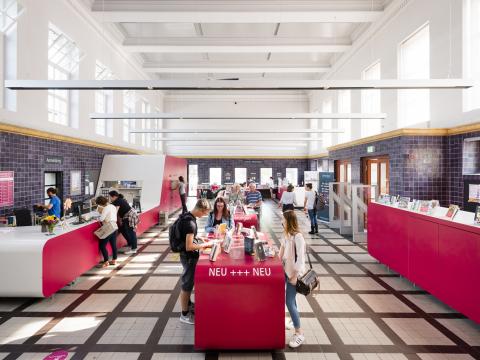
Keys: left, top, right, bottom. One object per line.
{"left": 293, "top": 235, "right": 320, "bottom": 296}
{"left": 94, "top": 221, "right": 118, "bottom": 239}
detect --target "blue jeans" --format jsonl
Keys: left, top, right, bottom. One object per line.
{"left": 308, "top": 209, "right": 318, "bottom": 227}
{"left": 285, "top": 274, "right": 301, "bottom": 329}
{"left": 99, "top": 232, "right": 117, "bottom": 262}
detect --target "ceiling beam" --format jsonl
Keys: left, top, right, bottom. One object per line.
{"left": 90, "top": 112, "right": 386, "bottom": 120}
{"left": 142, "top": 64, "right": 331, "bottom": 74}
{"left": 122, "top": 37, "right": 351, "bottom": 54}
{"left": 6, "top": 79, "right": 473, "bottom": 91}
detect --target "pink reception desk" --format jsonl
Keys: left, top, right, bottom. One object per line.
{"left": 194, "top": 234, "right": 285, "bottom": 350}
{"left": 368, "top": 202, "right": 480, "bottom": 324}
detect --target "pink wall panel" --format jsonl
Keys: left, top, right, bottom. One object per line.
{"left": 159, "top": 155, "right": 187, "bottom": 214}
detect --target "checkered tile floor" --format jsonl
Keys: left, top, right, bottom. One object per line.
{"left": 0, "top": 200, "right": 479, "bottom": 359}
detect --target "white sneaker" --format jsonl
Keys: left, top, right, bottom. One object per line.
{"left": 118, "top": 246, "right": 130, "bottom": 253}
{"left": 124, "top": 248, "right": 137, "bottom": 255}
{"left": 288, "top": 333, "right": 305, "bottom": 348}
{"left": 285, "top": 319, "right": 294, "bottom": 330}
{"left": 179, "top": 313, "right": 194, "bottom": 325}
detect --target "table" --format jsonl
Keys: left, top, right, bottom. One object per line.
{"left": 233, "top": 207, "right": 259, "bottom": 230}
{"left": 0, "top": 207, "right": 160, "bottom": 297}
{"left": 195, "top": 233, "right": 285, "bottom": 350}
{"left": 368, "top": 202, "right": 480, "bottom": 323}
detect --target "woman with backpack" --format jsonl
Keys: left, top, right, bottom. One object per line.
{"left": 205, "top": 197, "right": 235, "bottom": 233}
{"left": 304, "top": 183, "right": 318, "bottom": 234}
{"left": 279, "top": 209, "right": 306, "bottom": 348}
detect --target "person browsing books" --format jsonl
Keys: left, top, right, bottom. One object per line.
{"left": 178, "top": 199, "right": 213, "bottom": 325}
{"left": 205, "top": 197, "right": 235, "bottom": 233}
{"left": 245, "top": 182, "right": 262, "bottom": 209}
{"left": 228, "top": 183, "right": 244, "bottom": 206}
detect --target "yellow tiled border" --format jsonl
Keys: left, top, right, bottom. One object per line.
{"left": 0, "top": 122, "right": 142, "bottom": 154}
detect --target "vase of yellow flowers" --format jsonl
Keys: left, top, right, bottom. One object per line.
{"left": 41, "top": 215, "right": 59, "bottom": 235}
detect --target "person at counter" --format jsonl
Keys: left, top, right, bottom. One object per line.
{"left": 95, "top": 196, "right": 118, "bottom": 268}
{"left": 279, "top": 209, "right": 306, "bottom": 348}
{"left": 205, "top": 197, "right": 235, "bottom": 233}
{"left": 245, "top": 182, "right": 262, "bottom": 209}
{"left": 109, "top": 191, "right": 138, "bottom": 255}
{"left": 228, "top": 183, "right": 244, "bottom": 206}
{"left": 279, "top": 184, "right": 296, "bottom": 212}
{"left": 37, "top": 187, "right": 61, "bottom": 218}
{"left": 268, "top": 176, "right": 275, "bottom": 199}
{"left": 179, "top": 199, "right": 213, "bottom": 325}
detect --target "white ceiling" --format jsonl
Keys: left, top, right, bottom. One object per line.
{"left": 89, "top": 0, "right": 392, "bottom": 80}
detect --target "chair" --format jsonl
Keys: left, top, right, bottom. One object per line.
{"left": 13, "top": 208, "right": 33, "bottom": 227}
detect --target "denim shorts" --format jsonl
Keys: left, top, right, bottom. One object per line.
{"left": 180, "top": 253, "right": 199, "bottom": 292}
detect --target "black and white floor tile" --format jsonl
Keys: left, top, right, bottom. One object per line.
{"left": 0, "top": 200, "right": 479, "bottom": 359}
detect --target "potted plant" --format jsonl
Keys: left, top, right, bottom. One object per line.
{"left": 40, "top": 215, "right": 59, "bottom": 235}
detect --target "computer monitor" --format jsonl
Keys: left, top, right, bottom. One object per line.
{"left": 71, "top": 202, "right": 86, "bottom": 225}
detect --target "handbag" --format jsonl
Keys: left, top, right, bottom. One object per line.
{"left": 94, "top": 221, "right": 118, "bottom": 239}
{"left": 293, "top": 237, "right": 319, "bottom": 296}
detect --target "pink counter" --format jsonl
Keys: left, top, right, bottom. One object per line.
{"left": 194, "top": 234, "right": 285, "bottom": 350}
{"left": 368, "top": 202, "right": 480, "bottom": 323}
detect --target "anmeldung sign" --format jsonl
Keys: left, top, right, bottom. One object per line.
{"left": 45, "top": 155, "right": 64, "bottom": 165}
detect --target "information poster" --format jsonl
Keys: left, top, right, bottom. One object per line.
{"left": 468, "top": 184, "right": 480, "bottom": 203}
{"left": 70, "top": 170, "right": 82, "bottom": 196}
{"left": 0, "top": 171, "right": 14, "bottom": 207}
{"left": 318, "top": 172, "right": 334, "bottom": 222}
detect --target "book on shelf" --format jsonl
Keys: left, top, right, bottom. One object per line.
{"left": 445, "top": 205, "right": 460, "bottom": 219}
{"left": 398, "top": 197, "right": 410, "bottom": 209}
{"left": 419, "top": 200, "right": 431, "bottom": 213}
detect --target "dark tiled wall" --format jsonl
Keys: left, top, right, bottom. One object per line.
{"left": 187, "top": 158, "right": 309, "bottom": 185}
{"left": 446, "top": 131, "right": 480, "bottom": 207}
{"left": 0, "top": 132, "right": 125, "bottom": 216}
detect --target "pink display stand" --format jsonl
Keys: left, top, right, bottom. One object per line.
{"left": 194, "top": 234, "right": 285, "bottom": 350}
{"left": 368, "top": 202, "right": 480, "bottom": 324}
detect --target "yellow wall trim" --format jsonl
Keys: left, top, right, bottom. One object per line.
{"left": 0, "top": 122, "right": 142, "bottom": 154}
{"left": 327, "top": 122, "right": 480, "bottom": 152}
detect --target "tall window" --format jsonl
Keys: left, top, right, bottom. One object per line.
{"left": 322, "top": 98, "right": 332, "bottom": 148}
{"left": 260, "top": 168, "right": 272, "bottom": 185}
{"left": 464, "top": 0, "right": 480, "bottom": 111}
{"left": 399, "top": 24, "right": 430, "bottom": 127}
{"left": 123, "top": 90, "right": 136, "bottom": 143}
{"left": 2, "top": 0, "right": 22, "bottom": 111}
{"left": 286, "top": 168, "right": 298, "bottom": 186}
{"left": 48, "top": 23, "right": 82, "bottom": 126}
{"left": 209, "top": 168, "right": 222, "bottom": 185}
{"left": 361, "top": 61, "right": 382, "bottom": 137}
{"left": 337, "top": 90, "right": 351, "bottom": 143}
{"left": 94, "top": 61, "right": 114, "bottom": 137}
{"left": 141, "top": 100, "right": 150, "bottom": 147}
{"left": 234, "top": 168, "right": 247, "bottom": 184}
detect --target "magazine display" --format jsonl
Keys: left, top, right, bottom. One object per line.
{"left": 445, "top": 205, "right": 460, "bottom": 219}
{"left": 419, "top": 200, "right": 431, "bottom": 213}
{"left": 398, "top": 197, "right": 410, "bottom": 209}
{"left": 475, "top": 205, "right": 480, "bottom": 225}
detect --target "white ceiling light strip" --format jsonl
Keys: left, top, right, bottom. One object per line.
{"left": 89, "top": 112, "right": 386, "bottom": 120}
{"left": 5, "top": 79, "right": 473, "bottom": 90}
{"left": 167, "top": 144, "right": 306, "bottom": 148}
{"left": 130, "top": 129, "right": 343, "bottom": 134}
{"left": 153, "top": 138, "right": 322, "bottom": 142}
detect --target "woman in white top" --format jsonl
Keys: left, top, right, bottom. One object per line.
{"left": 95, "top": 196, "right": 118, "bottom": 268}
{"left": 279, "top": 184, "right": 296, "bottom": 212}
{"left": 279, "top": 209, "right": 306, "bottom": 348}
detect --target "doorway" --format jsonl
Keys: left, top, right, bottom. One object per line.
{"left": 362, "top": 156, "right": 390, "bottom": 197}
{"left": 335, "top": 160, "right": 351, "bottom": 183}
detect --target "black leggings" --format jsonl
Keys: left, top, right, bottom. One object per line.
{"left": 99, "top": 232, "right": 117, "bottom": 262}
{"left": 180, "top": 193, "right": 188, "bottom": 213}
{"left": 120, "top": 221, "right": 137, "bottom": 250}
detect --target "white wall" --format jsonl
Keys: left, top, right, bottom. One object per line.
{"left": 0, "top": 0, "right": 163, "bottom": 152}
{"left": 164, "top": 91, "right": 310, "bottom": 156}
{"left": 311, "top": 0, "right": 480, "bottom": 150}
{"left": 97, "top": 155, "right": 165, "bottom": 212}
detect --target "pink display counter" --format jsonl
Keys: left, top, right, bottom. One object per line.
{"left": 233, "top": 208, "right": 259, "bottom": 230}
{"left": 194, "top": 233, "right": 285, "bottom": 350}
{"left": 368, "top": 202, "right": 480, "bottom": 323}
